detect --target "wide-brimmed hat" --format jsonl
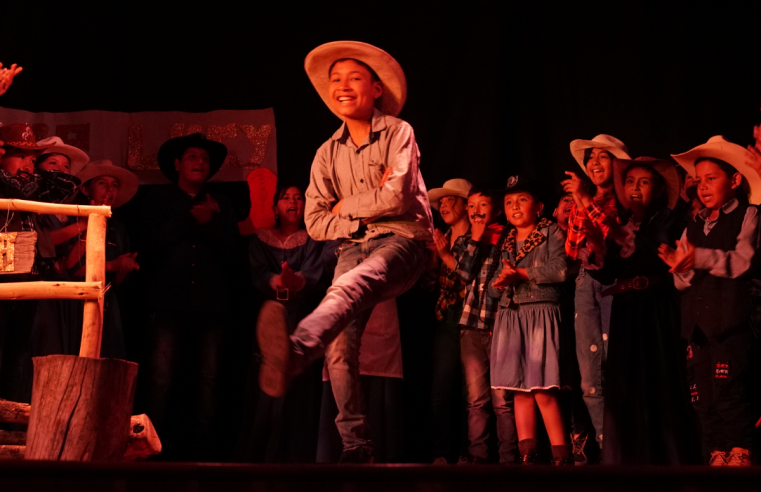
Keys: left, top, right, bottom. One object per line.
{"left": 500, "top": 175, "right": 548, "bottom": 202}
{"left": 570, "top": 134, "right": 631, "bottom": 173}
{"left": 613, "top": 157, "right": 680, "bottom": 210}
{"left": 305, "top": 41, "right": 407, "bottom": 120}
{"left": 671, "top": 135, "right": 761, "bottom": 205}
{"left": 36, "top": 136, "right": 89, "bottom": 174}
{"left": 428, "top": 179, "right": 473, "bottom": 210}
{"left": 0, "top": 123, "right": 52, "bottom": 150}
{"left": 157, "top": 133, "right": 227, "bottom": 183}
{"left": 77, "top": 159, "right": 139, "bottom": 208}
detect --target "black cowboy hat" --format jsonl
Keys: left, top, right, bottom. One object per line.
{"left": 157, "top": 133, "right": 227, "bottom": 182}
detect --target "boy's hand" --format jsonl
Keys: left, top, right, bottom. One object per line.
{"left": 658, "top": 238, "right": 695, "bottom": 273}
{"left": 110, "top": 252, "right": 140, "bottom": 273}
{"left": 492, "top": 259, "right": 517, "bottom": 289}
{"left": 433, "top": 229, "right": 454, "bottom": 259}
{"left": 0, "top": 63, "right": 22, "bottom": 97}
{"left": 561, "top": 171, "right": 591, "bottom": 208}
{"left": 191, "top": 194, "right": 220, "bottom": 224}
{"left": 470, "top": 219, "right": 486, "bottom": 242}
{"left": 333, "top": 167, "right": 392, "bottom": 217}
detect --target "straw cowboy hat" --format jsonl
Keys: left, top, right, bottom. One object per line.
{"left": 305, "top": 41, "right": 407, "bottom": 120}
{"left": 569, "top": 134, "right": 631, "bottom": 173}
{"left": 37, "top": 136, "right": 89, "bottom": 174}
{"left": 671, "top": 135, "right": 761, "bottom": 205}
{"left": 0, "top": 123, "right": 51, "bottom": 150}
{"left": 157, "top": 133, "right": 227, "bottom": 183}
{"left": 77, "top": 159, "right": 139, "bottom": 208}
{"left": 613, "top": 157, "right": 681, "bottom": 210}
{"left": 428, "top": 179, "right": 473, "bottom": 210}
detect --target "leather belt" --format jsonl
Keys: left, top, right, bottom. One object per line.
{"left": 600, "top": 276, "right": 666, "bottom": 297}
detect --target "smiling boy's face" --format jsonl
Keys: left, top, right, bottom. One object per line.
{"left": 467, "top": 192, "right": 498, "bottom": 226}
{"left": 585, "top": 148, "right": 614, "bottom": 187}
{"left": 328, "top": 59, "right": 382, "bottom": 122}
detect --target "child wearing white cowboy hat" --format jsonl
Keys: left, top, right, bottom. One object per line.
{"left": 558, "top": 133, "right": 629, "bottom": 462}
{"left": 35, "top": 136, "right": 90, "bottom": 176}
{"left": 659, "top": 136, "right": 761, "bottom": 467}
{"left": 257, "top": 41, "right": 433, "bottom": 463}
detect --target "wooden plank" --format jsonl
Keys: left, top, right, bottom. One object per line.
{"left": 0, "top": 445, "right": 24, "bottom": 459}
{"left": 0, "top": 399, "right": 30, "bottom": 424}
{"left": 80, "top": 214, "right": 107, "bottom": 359}
{"left": 0, "top": 281, "right": 102, "bottom": 300}
{"left": 0, "top": 199, "right": 111, "bottom": 217}
{"left": 0, "top": 430, "right": 26, "bottom": 445}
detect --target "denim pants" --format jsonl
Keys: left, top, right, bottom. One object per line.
{"left": 574, "top": 267, "right": 612, "bottom": 445}
{"left": 460, "top": 328, "right": 518, "bottom": 463}
{"left": 291, "top": 235, "right": 426, "bottom": 450}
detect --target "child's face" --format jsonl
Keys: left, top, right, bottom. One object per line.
{"left": 585, "top": 148, "right": 614, "bottom": 187}
{"left": 274, "top": 186, "right": 305, "bottom": 224}
{"left": 467, "top": 193, "right": 498, "bottom": 226}
{"left": 84, "top": 176, "right": 121, "bottom": 207}
{"left": 438, "top": 195, "right": 467, "bottom": 226}
{"left": 328, "top": 60, "right": 382, "bottom": 122}
{"left": 624, "top": 167, "right": 655, "bottom": 212}
{"left": 553, "top": 195, "right": 574, "bottom": 231}
{"left": 695, "top": 161, "right": 741, "bottom": 210}
{"left": 174, "top": 147, "right": 210, "bottom": 186}
{"left": 504, "top": 192, "right": 542, "bottom": 228}
{"left": 0, "top": 147, "right": 38, "bottom": 178}
{"left": 37, "top": 153, "right": 72, "bottom": 174}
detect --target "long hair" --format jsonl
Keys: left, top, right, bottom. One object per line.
{"left": 273, "top": 183, "right": 306, "bottom": 230}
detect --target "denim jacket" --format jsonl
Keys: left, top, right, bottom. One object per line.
{"left": 489, "top": 221, "right": 567, "bottom": 306}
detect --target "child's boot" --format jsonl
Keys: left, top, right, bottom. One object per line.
{"left": 708, "top": 450, "right": 727, "bottom": 466}
{"left": 551, "top": 444, "right": 574, "bottom": 466}
{"left": 726, "top": 448, "right": 751, "bottom": 467}
{"left": 519, "top": 439, "right": 539, "bottom": 465}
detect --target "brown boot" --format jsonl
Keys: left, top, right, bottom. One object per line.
{"left": 551, "top": 444, "right": 574, "bottom": 466}
{"left": 519, "top": 439, "right": 540, "bottom": 465}
{"left": 726, "top": 448, "right": 751, "bottom": 467}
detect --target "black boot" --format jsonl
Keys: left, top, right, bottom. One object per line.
{"left": 519, "top": 439, "right": 539, "bottom": 465}
{"left": 552, "top": 444, "right": 574, "bottom": 466}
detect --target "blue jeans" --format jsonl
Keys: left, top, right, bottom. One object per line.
{"left": 291, "top": 235, "right": 426, "bottom": 450}
{"left": 574, "top": 267, "right": 612, "bottom": 445}
{"left": 460, "top": 329, "right": 518, "bottom": 463}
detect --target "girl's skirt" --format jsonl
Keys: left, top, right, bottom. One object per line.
{"left": 490, "top": 301, "right": 562, "bottom": 392}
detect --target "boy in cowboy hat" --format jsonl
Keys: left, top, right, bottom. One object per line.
{"left": 257, "top": 41, "right": 433, "bottom": 462}
{"left": 428, "top": 178, "right": 472, "bottom": 464}
{"left": 140, "top": 133, "right": 239, "bottom": 461}
{"left": 660, "top": 136, "right": 761, "bottom": 467}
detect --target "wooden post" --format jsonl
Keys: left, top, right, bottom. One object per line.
{"left": 25, "top": 355, "right": 138, "bottom": 461}
{"left": 79, "top": 213, "right": 107, "bottom": 359}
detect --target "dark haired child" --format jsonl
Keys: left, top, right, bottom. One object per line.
{"left": 661, "top": 137, "right": 761, "bottom": 467}
{"left": 560, "top": 135, "right": 630, "bottom": 459}
{"left": 592, "top": 158, "right": 692, "bottom": 465}
{"left": 452, "top": 187, "right": 517, "bottom": 464}
{"left": 428, "top": 178, "right": 472, "bottom": 464}
{"left": 489, "top": 179, "right": 570, "bottom": 465}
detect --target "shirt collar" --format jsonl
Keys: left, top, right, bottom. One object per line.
{"left": 330, "top": 108, "right": 388, "bottom": 143}
{"left": 696, "top": 198, "right": 738, "bottom": 221}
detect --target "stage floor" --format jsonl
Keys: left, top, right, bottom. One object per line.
{"left": 1, "top": 462, "right": 760, "bottom": 492}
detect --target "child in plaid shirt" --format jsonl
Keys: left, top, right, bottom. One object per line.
{"left": 452, "top": 187, "right": 517, "bottom": 464}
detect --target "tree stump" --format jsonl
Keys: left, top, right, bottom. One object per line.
{"left": 25, "top": 355, "right": 138, "bottom": 461}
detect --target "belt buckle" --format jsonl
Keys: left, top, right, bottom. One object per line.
{"left": 632, "top": 276, "right": 649, "bottom": 290}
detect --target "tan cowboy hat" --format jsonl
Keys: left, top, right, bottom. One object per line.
{"left": 77, "top": 159, "right": 139, "bottom": 208}
{"left": 671, "top": 135, "right": 761, "bottom": 205}
{"left": 36, "top": 136, "right": 89, "bottom": 174}
{"left": 305, "top": 41, "right": 407, "bottom": 120}
{"left": 569, "top": 134, "right": 631, "bottom": 173}
{"left": 0, "top": 123, "right": 51, "bottom": 150}
{"left": 428, "top": 179, "right": 473, "bottom": 210}
{"left": 614, "top": 157, "right": 680, "bottom": 210}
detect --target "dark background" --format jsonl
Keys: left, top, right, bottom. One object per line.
{"left": 2, "top": 1, "right": 761, "bottom": 462}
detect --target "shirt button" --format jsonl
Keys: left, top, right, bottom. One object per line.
{"left": 191, "top": 281, "right": 195, "bottom": 284}
{"left": 192, "top": 245, "right": 196, "bottom": 249}
{"left": 192, "top": 264, "right": 195, "bottom": 267}
{"left": 360, "top": 179, "right": 364, "bottom": 183}
{"left": 589, "top": 387, "right": 596, "bottom": 394}
{"left": 602, "top": 333, "right": 608, "bottom": 341}
{"left": 590, "top": 344, "right": 598, "bottom": 352}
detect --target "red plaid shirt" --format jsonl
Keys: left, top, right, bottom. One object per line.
{"left": 564, "top": 192, "right": 619, "bottom": 260}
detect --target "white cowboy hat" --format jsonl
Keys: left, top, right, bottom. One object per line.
{"left": 427, "top": 179, "right": 473, "bottom": 210}
{"left": 671, "top": 135, "right": 761, "bottom": 205}
{"left": 76, "top": 159, "right": 139, "bottom": 208}
{"left": 569, "top": 134, "right": 631, "bottom": 173}
{"left": 305, "top": 41, "right": 407, "bottom": 120}
{"left": 36, "top": 136, "right": 90, "bottom": 175}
